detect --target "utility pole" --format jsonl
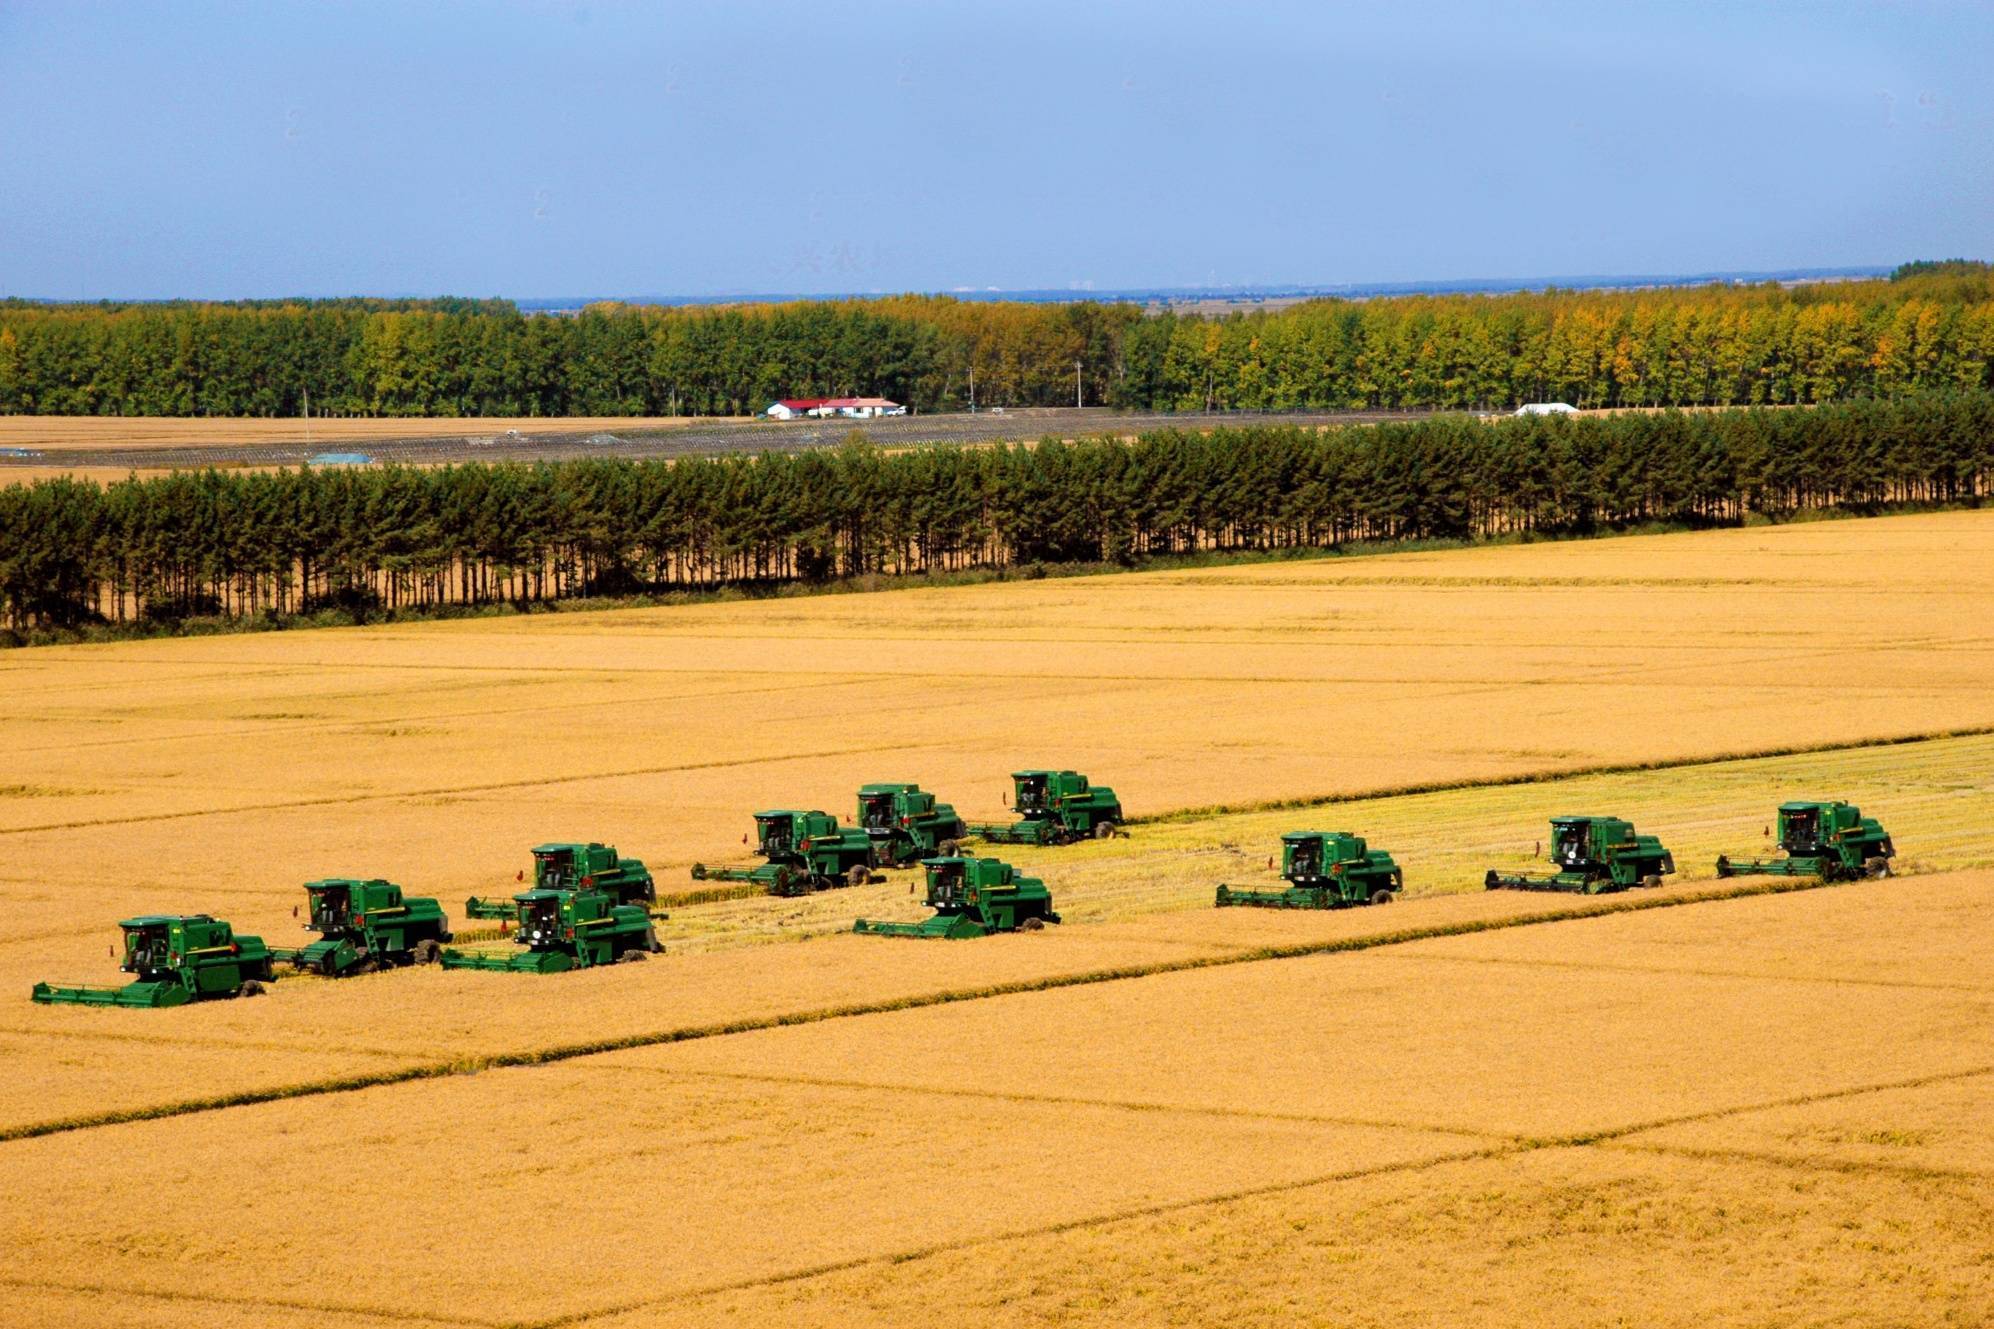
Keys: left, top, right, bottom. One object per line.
{"left": 1075, "top": 359, "right": 1083, "bottom": 408}
{"left": 968, "top": 359, "right": 976, "bottom": 414}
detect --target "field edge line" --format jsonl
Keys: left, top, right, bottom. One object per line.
{"left": 1131, "top": 724, "right": 1994, "bottom": 826}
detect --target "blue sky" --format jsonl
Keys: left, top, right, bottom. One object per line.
{"left": 1, "top": 0, "right": 1988, "bottom": 299}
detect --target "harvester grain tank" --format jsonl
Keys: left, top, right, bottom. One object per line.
{"left": 966, "top": 770, "right": 1122, "bottom": 845}
{"left": 269, "top": 878, "right": 453, "bottom": 976}
{"left": 1716, "top": 801, "right": 1894, "bottom": 881}
{"left": 440, "top": 886, "right": 660, "bottom": 973}
{"left": 466, "top": 843, "right": 654, "bottom": 919}
{"left": 1215, "top": 832, "right": 1403, "bottom": 908}
{"left": 1485, "top": 816, "right": 1675, "bottom": 894}
{"left": 857, "top": 782, "right": 966, "bottom": 866}
{"left": 33, "top": 915, "right": 275, "bottom": 1007}
{"left": 853, "top": 855, "right": 1061, "bottom": 938}
{"left": 690, "top": 810, "right": 880, "bottom": 896}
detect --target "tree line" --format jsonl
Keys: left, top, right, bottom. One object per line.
{"left": 2, "top": 393, "right": 1987, "bottom": 633}
{"left": 2, "top": 267, "right": 1992, "bottom": 419}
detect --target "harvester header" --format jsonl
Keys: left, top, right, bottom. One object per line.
{"left": 1216, "top": 831, "right": 1403, "bottom": 908}
{"left": 1717, "top": 801, "right": 1894, "bottom": 881}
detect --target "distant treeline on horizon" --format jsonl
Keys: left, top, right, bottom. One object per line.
{"left": 2, "top": 392, "right": 1988, "bottom": 634}
{"left": 0, "top": 262, "right": 1990, "bottom": 419}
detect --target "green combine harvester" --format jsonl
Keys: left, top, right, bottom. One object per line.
{"left": 440, "top": 885, "right": 661, "bottom": 973}
{"left": 1215, "top": 831, "right": 1403, "bottom": 908}
{"left": 1485, "top": 816, "right": 1676, "bottom": 894}
{"left": 966, "top": 770, "right": 1123, "bottom": 845}
{"left": 1716, "top": 801, "right": 1895, "bottom": 881}
{"left": 853, "top": 855, "right": 1061, "bottom": 939}
{"left": 33, "top": 915, "right": 275, "bottom": 1007}
{"left": 466, "top": 842, "right": 654, "bottom": 920}
{"left": 269, "top": 878, "right": 453, "bottom": 976}
{"left": 691, "top": 810, "right": 880, "bottom": 896}
{"left": 857, "top": 782, "right": 966, "bottom": 866}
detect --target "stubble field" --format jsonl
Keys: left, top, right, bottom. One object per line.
{"left": 3, "top": 509, "right": 1991, "bottom": 1327}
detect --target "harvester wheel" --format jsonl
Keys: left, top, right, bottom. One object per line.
{"left": 939, "top": 839, "right": 961, "bottom": 857}
{"left": 1865, "top": 857, "right": 1892, "bottom": 879}
{"left": 1368, "top": 889, "right": 1393, "bottom": 907}
{"left": 846, "top": 864, "right": 871, "bottom": 889}
{"left": 1021, "top": 917, "right": 1045, "bottom": 931}
{"left": 411, "top": 939, "right": 442, "bottom": 965}
{"left": 1094, "top": 820, "right": 1118, "bottom": 840}
{"left": 239, "top": 980, "right": 266, "bottom": 998}
{"left": 1641, "top": 874, "right": 1663, "bottom": 890}
{"left": 618, "top": 949, "right": 650, "bottom": 964}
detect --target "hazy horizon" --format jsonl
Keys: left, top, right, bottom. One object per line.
{"left": 2, "top": 1, "right": 1988, "bottom": 301}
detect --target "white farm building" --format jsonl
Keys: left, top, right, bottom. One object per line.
{"left": 765, "top": 396, "right": 906, "bottom": 420}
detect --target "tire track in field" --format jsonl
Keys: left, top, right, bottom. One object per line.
{"left": 528, "top": 1063, "right": 1994, "bottom": 1329}
{"left": 0, "top": 874, "right": 1841, "bottom": 1144}
{"left": 580, "top": 1061, "right": 1523, "bottom": 1143}
{"left": 1606, "top": 1139, "right": 1994, "bottom": 1184}
{"left": 0, "top": 1275, "right": 504, "bottom": 1328}
{"left": 1389, "top": 950, "right": 1994, "bottom": 995}
{"left": 1, "top": 675, "right": 873, "bottom": 757}
{"left": 0, "top": 738, "right": 941, "bottom": 838}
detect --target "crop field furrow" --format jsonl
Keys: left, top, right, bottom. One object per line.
{"left": 1605, "top": 1139, "right": 1993, "bottom": 1182}
{"left": 0, "top": 736, "right": 955, "bottom": 838}
{"left": 583, "top": 1062, "right": 1527, "bottom": 1141}
{"left": 0, "top": 1277, "right": 509, "bottom": 1328}
{"left": 1, "top": 675, "right": 876, "bottom": 756}
{"left": 1390, "top": 949, "right": 1994, "bottom": 994}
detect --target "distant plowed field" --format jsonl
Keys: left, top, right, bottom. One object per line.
{"left": 3, "top": 510, "right": 1990, "bottom": 1326}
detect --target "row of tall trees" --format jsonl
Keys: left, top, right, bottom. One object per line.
{"left": 3, "top": 393, "right": 1987, "bottom": 632}
{"left": 3, "top": 268, "right": 1993, "bottom": 419}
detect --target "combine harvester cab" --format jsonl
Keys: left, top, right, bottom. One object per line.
{"left": 33, "top": 915, "right": 275, "bottom": 1007}
{"left": 271, "top": 878, "right": 454, "bottom": 976}
{"left": 1716, "top": 801, "right": 1894, "bottom": 882}
{"left": 467, "top": 842, "right": 654, "bottom": 919}
{"left": 967, "top": 770, "right": 1123, "bottom": 845}
{"left": 1485, "top": 816, "right": 1675, "bottom": 895}
{"left": 854, "top": 855, "right": 1061, "bottom": 939}
{"left": 1215, "top": 832, "right": 1403, "bottom": 908}
{"left": 441, "top": 887, "right": 660, "bottom": 973}
{"left": 857, "top": 782, "right": 966, "bottom": 866}
{"left": 690, "top": 810, "right": 879, "bottom": 896}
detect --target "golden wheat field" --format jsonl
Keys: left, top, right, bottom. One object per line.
{"left": 5, "top": 509, "right": 1993, "bottom": 1327}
